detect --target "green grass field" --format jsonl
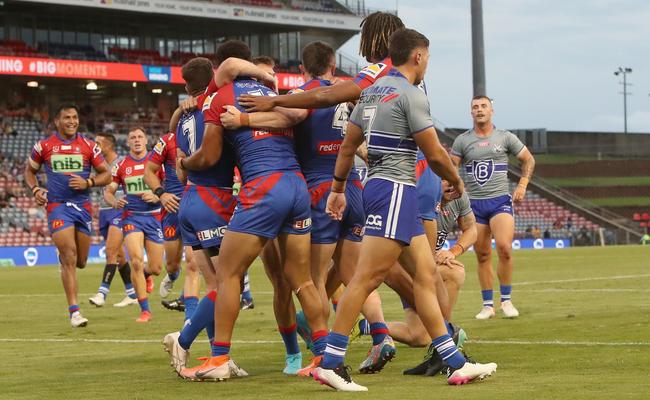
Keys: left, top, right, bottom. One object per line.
{"left": 587, "top": 197, "right": 650, "bottom": 207}
{"left": 1, "top": 246, "right": 649, "bottom": 399}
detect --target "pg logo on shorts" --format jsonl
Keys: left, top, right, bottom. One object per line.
{"left": 365, "top": 214, "right": 383, "bottom": 228}
{"left": 472, "top": 159, "right": 494, "bottom": 186}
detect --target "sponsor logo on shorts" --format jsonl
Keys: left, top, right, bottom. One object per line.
{"left": 157, "top": 229, "right": 163, "bottom": 239}
{"left": 51, "top": 219, "right": 65, "bottom": 229}
{"left": 164, "top": 226, "right": 177, "bottom": 239}
{"left": 293, "top": 217, "right": 312, "bottom": 230}
{"left": 365, "top": 214, "right": 383, "bottom": 228}
{"left": 111, "top": 218, "right": 121, "bottom": 226}
{"left": 317, "top": 141, "right": 342, "bottom": 155}
{"left": 123, "top": 224, "right": 136, "bottom": 232}
{"left": 351, "top": 225, "right": 365, "bottom": 237}
{"left": 196, "top": 226, "right": 227, "bottom": 241}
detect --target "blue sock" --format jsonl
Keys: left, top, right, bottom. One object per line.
{"left": 125, "top": 283, "right": 137, "bottom": 299}
{"left": 358, "top": 319, "right": 370, "bottom": 335}
{"left": 279, "top": 324, "right": 301, "bottom": 355}
{"left": 500, "top": 285, "right": 512, "bottom": 302}
{"left": 184, "top": 296, "right": 199, "bottom": 321}
{"left": 369, "top": 322, "right": 389, "bottom": 345}
{"left": 169, "top": 270, "right": 180, "bottom": 282}
{"left": 211, "top": 341, "right": 230, "bottom": 357}
{"left": 311, "top": 330, "right": 328, "bottom": 356}
{"left": 332, "top": 300, "right": 338, "bottom": 312}
{"left": 179, "top": 291, "right": 215, "bottom": 350}
{"left": 99, "top": 283, "right": 110, "bottom": 299}
{"left": 432, "top": 334, "right": 465, "bottom": 369}
{"left": 138, "top": 297, "right": 150, "bottom": 312}
{"left": 446, "top": 320, "right": 454, "bottom": 336}
{"left": 241, "top": 272, "right": 253, "bottom": 301}
{"left": 481, "top": 290, "right": 494, "bottom": 307}
{"left": 68, "top": 304, "right": 79, "bottom": 317}
{"left": 322, "top": 332, "right": 349, "bottom": 369}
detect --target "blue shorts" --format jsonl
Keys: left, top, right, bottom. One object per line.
{"left": 309, "top": 179, "right": 365, "bottom": 244}
{"left": 470, "top": 194, "right": 513, "bottom": 225}
{"left": 228, "top": 172, "right": 312, "bottom": 239}
{"left": 46, "top": 202, "right": 93, "bottom": 236}
{"left": 161, "top": 209, "right": 180, "bottom": 242}
{"left": 179, "top": 185, "right": 236, "bottom": 249}
{"left": 363, "top": 179, "right": 424, "bottom": 245}
{"left": 122, "top": 211, "right": 164, "bottom": 244}
{"left": 99, "top": 208, "right": 122, "bottom": 240}
{"left": 416, "top": 168, "right": 442, "bottom": 221}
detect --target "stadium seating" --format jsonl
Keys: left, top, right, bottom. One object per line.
{"left": 0, "top": 40, "right": 44, "bottom": 57}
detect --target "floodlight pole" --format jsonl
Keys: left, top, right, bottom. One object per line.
{"left": 471, "top": 0, "right": 486, "bottom": 96}
{"left": 614, "top": 67, "right": 632, "bottom": 134}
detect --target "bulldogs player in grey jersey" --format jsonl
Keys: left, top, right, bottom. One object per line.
{"left": 314, "top": 28, "right": 496, "bottom": 391}
{"left": 451, "top": 96, "right": 535, "bottom": 320}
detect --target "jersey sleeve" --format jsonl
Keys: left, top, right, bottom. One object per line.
{"left": 353, "top": 62, "right": 390, "bottom": 90}
{"left": 150, "top": 135, "right": 170, "bottom": 165}
{"left": 404, "top": 90, "right": 434, "bottom": 135}
{"left": 111, "top": 160, "right": 122, "bottom": 185}
{"left": 505, "top": 131, "right": 526, "bottom": 156}
{"left": 205, "top": 79, "right": 219, "bottom": 96}
{"left": 451, "top": 135, "right": 465, "bottom": 158}
{"left": 348, "top": 102, "right": 363, "bottom": 129}
{"left": 458, "top": 193, "right": 473, "bottom": 217}
{"left": 88, "top": 139, "right": 105, "bottom": 168}
{"left": 202, "top": 92, "right": 227, "bottom": 126}
{"left": 29, "top": 140, "right": 45, "bottom": 166}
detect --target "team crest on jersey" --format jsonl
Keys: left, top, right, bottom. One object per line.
{"left": 153, "top": 139, "right": 166, "bottom": 155}
{"left": 493, "top": 144, "right": 504, "bottom": 153}
{"left": 53, "top": 146, "right": 60, "bottom": 152}
{"left": 125, "top": 167, "right": 132, "bottom": 175}
{"left": 360, "top": 63, "right": 387, "bottom": 79}
{"left": 472, "top": 159, "right": 494, "bottom": 186}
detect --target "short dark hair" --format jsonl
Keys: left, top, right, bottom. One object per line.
{"left": 182, "top": 57, "right": 214, "bottom": 94}
{"left": 301, "top": 41, "right": 335, "bottom": 78}
{"left": 471, "top": 95, "right": 493, "bottom": 103}
{"left": 252, "top": 56, "right": 275, "bottom": 67}
{"left": 128, "top": 126, "right": 147, "bottom": 136}
{"left": 54, "top": 104, "right": 79, "bottom": 119}
{"left": 96, "top": 132, "right": 117, "bottom": 148}
{"left": 388, "top": 28, "right": 429, "bottom": 66}
{"left": 215, "top": 40, "right": 252, "bottom": 65}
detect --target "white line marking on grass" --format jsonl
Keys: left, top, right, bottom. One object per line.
{"left": 468, "top": 339, "right": 650, "bottom": 347}
{"left": 513, "top": 274, "right": 650, "bottom": 286}
{"left": 0, "top": 338, "right": 283, "bottom": 344}
{"left": 513, "top": 288, "right": 650, "bottom": 293}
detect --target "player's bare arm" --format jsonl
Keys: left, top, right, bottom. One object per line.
{"left": 104, "top": 182, "right": 128, "bottom": 209}
{"left": 220, "top": 105, "right": 307, "bottom": 130}
{"left": 414, "top": 128, "right": 464, "bottom": 194}
{"left": 437, "top": 212, "right": 477, "bottom": 265}
{"left": 513, "top": 148, "right": 535, "bottom": 203}
{"left": 24, "top": 160, "right": 47, "bottom": 206}
{"left": 215, "top": 57, "right": 275, "bottom": 89}
{"left": 326, "top": 122, "right": 364, "bottom": 221}
{"left": 144, "top": 158, "right": 180, "bottom": 213}
{"left": 179, "top": 123, "right": 224, "bottom": 171}
{"left": 175, "top": 148, "right": 188, "bottom": 185}
{"left": 238, "top": 80, "right": 362, "bottom": 112}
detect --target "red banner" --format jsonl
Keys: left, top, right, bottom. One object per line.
{"left": 0, "top": 56, "right": 349, "bottom": 90}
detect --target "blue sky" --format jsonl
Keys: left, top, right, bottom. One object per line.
{"left": 338, "top": 0, "right": 650, "bottom": 133}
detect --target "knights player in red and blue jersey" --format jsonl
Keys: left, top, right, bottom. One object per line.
{"left": 104, "top": 127, "right": 164, "bottom": 323}
{"left": 177, "top": 41, "right": 328, "bottom": 381}
{"left": 144, "top": 121, "right": 199, "bottom": 314}
{"left": 24, "top": 104, "right": 111, "bottom": 327}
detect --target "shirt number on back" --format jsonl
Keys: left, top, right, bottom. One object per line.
{"left": 362, "top": 106, "right": 377, "bottom": 142}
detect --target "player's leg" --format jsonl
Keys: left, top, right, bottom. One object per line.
{"left": 490, "top": 212, "right": 518, "bottom": 317}
{"left": 311, "top": 243, "right": 337, "bottom": 322}
{"left": 160, "top": 235, "right": 183, "bottom": 298}
{"left": 114, "top": 230, "right": 138, "bottom": 307}
{"left": 387, "top": 303, "right": 430, "bottom": 347}
{"left": 51, "top": 226, "right": 85, "bottom": 326}
{"left": 123, "top": 231, "right": 150, "bottom": 319}
{"left": 89, "top": 213, "right": 116, "bottom": 306}
{"left": 438, "top": 262, "right": 466, "bottom": 316}
{"left": 474, "top": 222, "right": 495, "bottom": 319}
{"left": 136, "top": 238, "right": 163, "bottom": 322}
{"left": 239, "top": 271, "right": 254, "bottom": 310}
{"left": 261, "top": 239, "right": 302, "bottom": 375}
{"left": 180, "top": 246, "right": 201, "bottom": 321}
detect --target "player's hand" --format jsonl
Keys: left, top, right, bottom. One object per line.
{"left": 260, "top": 72, "right": 277, "bottom": 91}
{"left": 326, "top": 191, "right": 347, "bottom": 221}
{"left": 220, "top": 105, "right": 243, "bottom": 129}
{"left": 513, "top": 184, "right": 526, "bottom": 203}
{"left": 141, "top": 192, "right": 159, "bottom": 204}
{"left": 34, "top": 187, "right": 48, "bottom": 206}
{"left": 160, "top": 192, "right": 180, "bottom": 213}
{"left": 449, "top": 177, "right": 464, "bottom": 197}
{"left": 68, "top": 174, "right": 89, "bottom": 190}
{"left": 237, "top": 94, "right": 276, "bottom": 112}
{"left": 180, "top": 96, "right": 198, "bottom": 114}
{"left": 435, "top": 249, "right": 455, "bottom": 266}
{"left": 114, "top": 198, "right": 128, "bottom": 209}
{"left": 443, "top": 258, "right": 465, "bottom": 270}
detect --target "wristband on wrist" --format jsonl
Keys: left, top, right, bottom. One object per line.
{"left": 153, "top": 187, "right": 165, "bottom": 197}
{"left": 331, "top": 185, "right": 345, "bottom": 194}
{"left": 333, "top": 175, "right": 347, "bottom": 183}
{"left": 31, "top": 185, "right": 41, "bottom": 194}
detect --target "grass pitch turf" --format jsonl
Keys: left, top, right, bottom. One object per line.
{"left": 1, "top": 245, "right": 649, "bottom": 399}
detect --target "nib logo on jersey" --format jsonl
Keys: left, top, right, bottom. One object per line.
{"left": 124, "top": 176, "right": 150, "bottom": 194}
{"left": 50, "top": 154, "right": 83, "bottom": 173}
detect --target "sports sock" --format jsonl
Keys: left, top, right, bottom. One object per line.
{"left": 331, "top": 299, "right": 338, "bottom": 312}
{"left": 118, "top": 263, "right": 137, "bottom": 299}
{"left": 98, "top": 263, "right": 117, "bottom": 298}
{"left": 311, "top": 329, "right": 328, "bottom": 356}
{"left": 68, "top": 304, "right": 80, "bottom": 317}
{"left": 241, "top": 272, "right": 252, "bottom": 301}
{"left": 211, "top": 341, "right": 230, "bottom": 357}
{"left": 500, "top": 284, "right": 512, "bottom": 302}
{"left": 432, "top": 334, "right": 465, "bottom": 369}
{"left": 143, "top": 270, "right": 151, "bottom": 280}
{"left": 278, "top": 324, "right": 301, "bottom": 355}
{"left": 369, "top": 322, "right": 389, "bottom": 345}
{"left": 184, "top": 296, "right": 199, "bottom": 321}
{"left": 322, "top": 332, "right": 349, "bottom": 369}
{"left": 168, "top": 269, "right": 180, "bottom": 282}
{"left": 358, "top": 318, "right": 370, "bottom": 335}
{"left": 481, "top": 289, "right": 494, "bottom": 307}
{"left": 178, "top": 290, "right": 215, "bottom": 350}
{"left": 138, "top": 297, "right": 150, "bottom": 312}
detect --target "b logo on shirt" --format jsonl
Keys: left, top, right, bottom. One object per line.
{"left": 472, "top": 159, "right": 494, "bottom": 186}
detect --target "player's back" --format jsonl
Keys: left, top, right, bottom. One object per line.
{"left": 203, "top": 78, "right": 300, "bottom": 184}
{"left": 177, "top": 94, "right": 235, "bottom": 189}
{"left": 351, "top": 69, "right": 433, "bottom": 186}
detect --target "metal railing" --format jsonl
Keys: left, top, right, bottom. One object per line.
{"left": 334, "top": 0, "right": 396, "bottom": 16}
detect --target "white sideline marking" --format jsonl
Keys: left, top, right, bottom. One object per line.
{"left": 513, "top": 273, "right": 650, "bottom": 286}
{"left": 1, "top": 338, "right": 649, "bottom": 347}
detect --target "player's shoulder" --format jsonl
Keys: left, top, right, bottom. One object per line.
{"left": 495, "top": 127, "right": 516, "bottom": 137}
{"left": 357, "top": 58, "right": 392, "bottom": 79}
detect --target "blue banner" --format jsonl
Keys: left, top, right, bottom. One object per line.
{"left": 0, "top": 245, "right": 106, "bottom": 267}
{"left": 441, "top": 238, "right": 571, "bottom": 251}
